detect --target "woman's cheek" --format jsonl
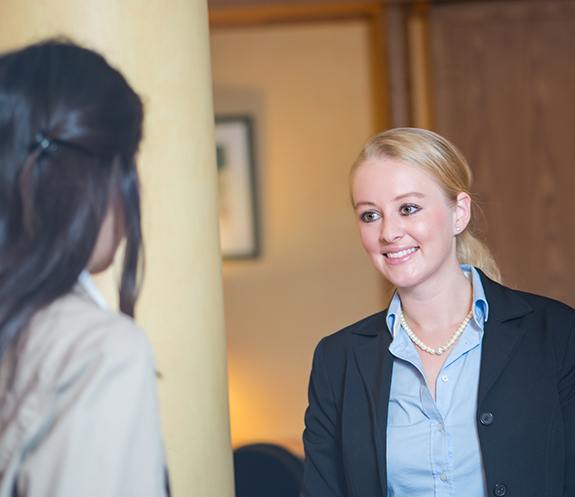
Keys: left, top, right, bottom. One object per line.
{"left": 411, "top": 209, "right": 448, "bottom": 241}
{"left": 358, "top": 225, "right": 379, "bottom": 253}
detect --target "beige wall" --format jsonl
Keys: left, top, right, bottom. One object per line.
{"left": 210, "top": 20, "right": 385, "bottom": 453}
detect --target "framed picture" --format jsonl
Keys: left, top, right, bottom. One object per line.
{"left": 215, "top": 115, "right": 260, "bottom": 259}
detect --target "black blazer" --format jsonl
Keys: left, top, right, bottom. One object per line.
{"left": 301, "top": 270, "right": 575, "bottom": 497}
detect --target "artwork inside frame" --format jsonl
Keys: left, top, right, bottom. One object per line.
{"left": 215, "top": 115, "right": 260, "bottom": 259}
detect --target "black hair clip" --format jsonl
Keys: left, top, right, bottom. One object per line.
{"left": 30, "top": 130, "right": 100, "bottom": 159}
{"left": 32, "top": 131, "right": 57, "bottom": 154}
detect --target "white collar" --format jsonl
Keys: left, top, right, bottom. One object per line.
{"left": 78, "top": 270, "right": 108, "bottom": 309}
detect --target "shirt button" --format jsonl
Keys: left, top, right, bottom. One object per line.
{"left": 480, "top": 412, "right": 494, "bottom": 426}
{"left": 437, "top": 422, "right": 445, "bottom": 432}
{"left": 440, "top": 472, "right": 448, "bottom": 482}
{"left": 441, "top": 375, "right": 449, "bottom": 382}
{"left": 493, "top": 483, "right": 507, "bottom": 496}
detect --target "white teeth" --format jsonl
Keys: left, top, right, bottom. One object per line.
{"left": 385, "top": 247, "right": 418, "bottom": 259}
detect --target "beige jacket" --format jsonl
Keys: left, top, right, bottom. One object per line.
{"left": 0, "top": 284, "right": 168, "bottom": 497}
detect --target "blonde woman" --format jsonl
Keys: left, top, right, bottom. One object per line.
{"left": 301, "top": 128, "right": 575, "bottom": 497}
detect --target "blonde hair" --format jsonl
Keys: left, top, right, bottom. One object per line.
{"left": 351, "top": 127, "right": 501, "bottom": 282}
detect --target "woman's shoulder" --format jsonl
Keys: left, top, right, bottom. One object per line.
{"left": 306, "top": 310, "right": 389, "bottom": 384}
{"left": 16, "top": 287, "right": 154, "bottom": 390}
{"left": 481, "top": 278, "right": 575, "bottom": 358}
{"left": 513, "top": 288, "right": 574, "bottom": 314}
{"left": 505, "top": 287, "right": 575, "bottom": 340}
{"left": 316, "top": 309, "right": 389, "bottom": 354}
{"left": 38, "top": 286, "right": 147, "bottom": 346}
{"left": 478, "top": 269, "right": 574, "bottom": 322}
{"left": 489, "top": 278, "right": 574, "bottom": 319}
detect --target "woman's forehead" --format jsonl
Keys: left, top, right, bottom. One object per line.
{"left": 352, "top": 156, "right": 445, "bottom": 200}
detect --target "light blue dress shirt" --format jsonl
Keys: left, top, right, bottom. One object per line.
{"left": 385, "top": 265, "right": 489, "bottom": 497}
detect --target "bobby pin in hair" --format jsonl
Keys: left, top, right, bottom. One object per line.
{"left": 30, "top": 131, "right": 99, "bottom": 158}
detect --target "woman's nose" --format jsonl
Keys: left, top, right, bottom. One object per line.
{"left": 379, "top": 216, "right": 403, "bottom": 243}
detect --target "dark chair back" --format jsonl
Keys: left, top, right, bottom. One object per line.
{"left": 234, "top": 443, "right": 303, "bottom": 497}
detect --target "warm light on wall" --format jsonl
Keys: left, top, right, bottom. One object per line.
{"left": 227, "top": 355, "right": 266, "bottom": 446}
{"left": 212, "top": 20, "right": 384, "bottom": 459}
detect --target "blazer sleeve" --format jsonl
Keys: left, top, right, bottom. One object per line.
{"left": 17, "top": 318, "right": 168, "bottom": 497}
{"left": 301, "top": 338, "right": 347, "bottom": 497}
{"left": 559, "top": 312, "right": 575, "bottom": 496}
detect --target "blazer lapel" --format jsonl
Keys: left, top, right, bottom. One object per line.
{"left": 477, "top": 271, "right": 533, "bottom": 404}
{"left": 350, "top": 315, "right": 393, "bottom": 496}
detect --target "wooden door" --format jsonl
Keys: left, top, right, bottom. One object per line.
{"left": 430, "top": 0, "right": 575, "bottom": 306}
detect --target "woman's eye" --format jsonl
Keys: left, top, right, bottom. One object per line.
{"left": 399, "top": 204, "right": 421, "bottom": 216}
{"left": 360, "top": 211, "right": 381, "bottom": 223}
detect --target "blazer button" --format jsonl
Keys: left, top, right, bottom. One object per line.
{"left": 480, "top": 412, "right": 494, "bottom": 425}
{"left": 493, "top": 483, "right": 507, "bottom": 496}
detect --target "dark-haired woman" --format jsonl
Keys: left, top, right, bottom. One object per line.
{"left": 0, "top": 41, "right": 168, "bottom": 496}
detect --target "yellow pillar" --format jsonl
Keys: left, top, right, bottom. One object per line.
{"left": 0, "top": 2, "right": 234, "bottom": 496}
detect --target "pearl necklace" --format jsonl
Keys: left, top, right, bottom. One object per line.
{"left": 399, "top": 309, "right": 473, "bottom": 355}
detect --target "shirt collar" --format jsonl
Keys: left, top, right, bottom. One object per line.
{"left": 77, "top": 270, "right": 108, "bottom": 309}
{"left": 386, "top": 264, "right": 489, "bottom": 338}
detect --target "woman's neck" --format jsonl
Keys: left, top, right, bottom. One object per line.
{"left": 397, "top": 264, "right": 473, "bottom": 332}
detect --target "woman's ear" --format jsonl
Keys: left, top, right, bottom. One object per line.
{"left": 453, "top": 192, "right": 471, "bottom": 235}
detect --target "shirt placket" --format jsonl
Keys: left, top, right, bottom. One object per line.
{"left": 433, "top": 326, "right": 482, "bottom": 497}
{"left": 390, "top": 335, "right": 455, "bottom": 497}
{"left": 420, "top": 381, "right": 453, "bottom": 497}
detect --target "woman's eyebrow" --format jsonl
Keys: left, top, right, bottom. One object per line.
{"left": 394, "top": 191, "right": 426, "bottom": 201}
{"left": 353, "top": 201, "right": 378, "bottom": 209}
{"left": 354, "top": 192, "right": 426, "bottom": 209}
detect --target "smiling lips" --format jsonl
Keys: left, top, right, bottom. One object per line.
{"left": 383, "top": 246, "right": 419, "bottom": 262}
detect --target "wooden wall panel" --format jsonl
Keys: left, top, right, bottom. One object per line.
{"left": 429, "top": 0, "right": 575, "bottom": 306}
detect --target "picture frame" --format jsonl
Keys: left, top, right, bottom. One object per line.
{"left": 215, "top": 115, "right": 260, "bottom": 259}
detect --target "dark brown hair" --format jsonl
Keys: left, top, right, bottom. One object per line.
{"left": 0, "top": 39, "right": 144, "bottom": 357}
